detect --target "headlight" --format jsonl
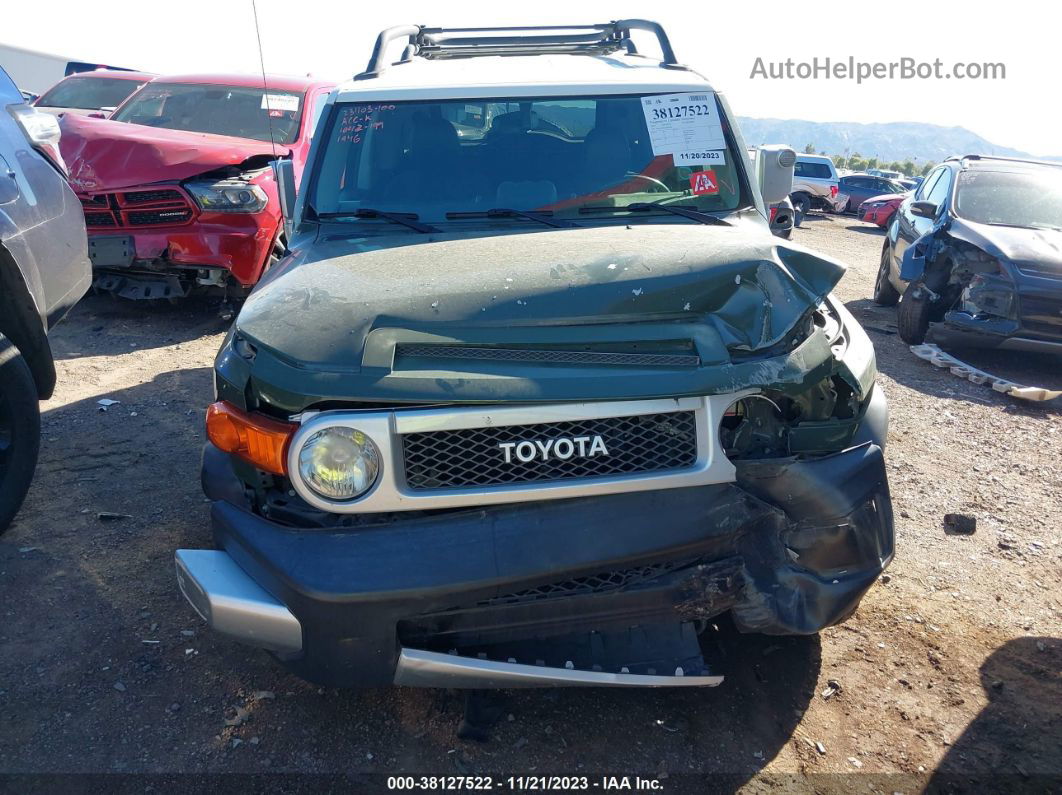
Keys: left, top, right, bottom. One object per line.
{"left": 297, "top": 427, "right": 380, "bottom": 500}
{"left": 184, "top": 179, "right": 268, "bottom": 213}
{"left": 9, "top": 105, "right": 66, "bottom": 173}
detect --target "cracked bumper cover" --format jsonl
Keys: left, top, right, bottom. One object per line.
{"left": 179, "top": 389, "right": 892, "bottom": 688}
{"left": 931, "top": 271, "right": 1062, "bottom": 352}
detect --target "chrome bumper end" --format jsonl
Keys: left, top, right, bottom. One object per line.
{"left": 174, "top": 549, "right": 302, "bottom": 653}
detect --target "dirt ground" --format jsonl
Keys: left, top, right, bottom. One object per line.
{"left": 1, "top": 214, "right": 1059, "bottom": 791}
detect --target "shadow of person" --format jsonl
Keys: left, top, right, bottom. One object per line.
{"left": 421, "top": 615, "right": 822, "bottom": 781}
{"left": 928, "top": 636, "right": 1061, "bottom": 791}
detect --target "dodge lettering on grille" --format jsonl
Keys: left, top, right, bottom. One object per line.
{"left": 498, "top": 435, "right": 609, "bottom": 463}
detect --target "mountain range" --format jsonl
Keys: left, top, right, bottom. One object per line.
{"left": 736, "top": 117, "right": 1060, "bottom": 164}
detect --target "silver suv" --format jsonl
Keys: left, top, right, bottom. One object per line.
{"left": 791, "top": 153, "right": 846, "bottom": 222}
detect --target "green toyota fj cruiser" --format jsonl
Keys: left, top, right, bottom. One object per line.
{"left": 176, "top": 21, "right": 893, "bottom": 688}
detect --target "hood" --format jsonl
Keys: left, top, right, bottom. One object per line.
{"left": 58, "top": 113, "right": 288, "bottom": 192}
{"left": 236, "top": 222, "right": 846, "bottom": 373}
{"left": 863, "top": 192, "right": 907, "bottom": 204}
{"left": 951, "top": 219, "right": 1062, "bottom": 272}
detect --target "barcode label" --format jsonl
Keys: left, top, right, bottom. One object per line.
{"left": 641, "top": 92, "right": 725, "bottom": 157}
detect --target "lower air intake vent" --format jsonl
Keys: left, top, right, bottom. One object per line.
{"left": 397, "top": 345, "right": 700, "bottom": 368}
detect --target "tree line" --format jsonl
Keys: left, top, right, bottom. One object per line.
{"left": 803, "top": 144, "right": 936, "bottom": 177}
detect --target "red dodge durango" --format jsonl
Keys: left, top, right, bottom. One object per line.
{"left": 59, "top": 73, "right": 334, "bottom": 301}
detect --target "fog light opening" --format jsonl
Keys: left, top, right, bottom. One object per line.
{"left": 719, "top": 395, "right": 789, "bottom": 460}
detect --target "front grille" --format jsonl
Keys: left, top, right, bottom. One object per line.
{"left": 402, "top": 410, "right": 698, "bottom": 490}
{"left": 76, "top": 186, "right": 196, "bottom": 229}
{"left": 85, "top": 212, "right": 117, "bottom": 227}
{"left": 1020, "top": 293, "right": 1062, "bottom": 337}
{"left": 479, "top": 558, "right": 698, "bottom": 607}
{"left": 121, "top": 188, "right": 184, "bottom": 205}
{"left": 396, "top": 345, "right": 700, "bottom": 368}
{"left": 126, "top": 208, "right": 193, "bottom": 226}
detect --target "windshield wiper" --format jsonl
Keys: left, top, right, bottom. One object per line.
{"left": 579, "top": 202, "right": 731, "bottom": 226}
{"left": 446, "top": 208, "right": 579, "bottom": 228}
{"left": 316, "top": 208, "right": 439, "bottom": 234}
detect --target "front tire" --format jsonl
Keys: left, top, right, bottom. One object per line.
{"left": 873, "top": 244, "right": 901, "bottom": 306}
{"left": 792, "top": 194, "right": 810, "bottom": 227}
{"left": 0, "top": 334, "right": 41, "bottom": 532}
{"left": 897, "top": 281, "right": 933, "bottom": 344}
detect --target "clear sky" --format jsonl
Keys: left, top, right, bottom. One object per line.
{"left": 4, "top": 0, "right": 1060, "bottom": 156}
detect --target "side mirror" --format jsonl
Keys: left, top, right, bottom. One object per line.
{"left": 910, "top": 200, "right": 938, "bottom": 219}
{"left": 272, "top": 159, "right": 297, "bottom": 236}
{"left": 756, "top": 145, "right": 796, "bottom": 206}
{"left": 0, "top": 167, "right": 20, "bottom": 205}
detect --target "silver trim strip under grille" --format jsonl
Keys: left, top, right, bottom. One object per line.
{"left": 393, "top": 648, "right": 724, "bottom": 688}
{"left": 175, "top": 550, "right": 302, "bottom": 653}
{"left": 287, "top": 392, "right": 752, "bottom": 514}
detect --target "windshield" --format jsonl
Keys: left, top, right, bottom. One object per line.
{"left": 111, "top": 83, "right": 303, "bottom": 144}
{"left": 37, "top": 76, "right": 145, "bottom": 110}
{"left": 310, "top": 93, "right": 747, "bottom": 222}
{"left": 955, "top": 168, "right": 1062, "bottom": 229}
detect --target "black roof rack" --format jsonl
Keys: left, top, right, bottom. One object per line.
{"left": 355, "top": 20, "right": 683, "bottom": 80}
{"left": 944, "top": 154, "right": 1062, "bottom": 169}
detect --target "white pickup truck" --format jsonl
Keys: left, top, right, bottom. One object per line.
{"left": 790, "top": 153, "right": 847, "bottom": 223}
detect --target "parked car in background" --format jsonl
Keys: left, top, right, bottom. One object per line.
{"left": 790, "top": 153, "right": 845, "bottom": 221}
{"left": 858, "top": 192, "right": 906, "bottom": 228}
{"left": 0, "top": 65, "right": 91, "bottom": 531}
{"left": 876, "top": 154, "right": 1062, "bottom": 349}
{"left": 59, "top": 73, "right": 334, "bottom": 303}
{"left": 898, "top": 176, "right": 922, "bottom": 192}
{"left": 176, "top": 21, "right": 892, "bottom": 691}
{"left": 838, "top": 174, "right": 908, "bottom": 213}
{"left": 34, "top": 70, "right": 154, "bottom": 117}
{"left": 867, "top": 168, "right": 902, "bottom": 181}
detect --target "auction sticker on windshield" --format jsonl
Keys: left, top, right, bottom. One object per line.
{"left": 641, "top": 93, "right": 726, "bottom": 158}
{"left": 261, "top": 93, "right": 300, "bottom": 112}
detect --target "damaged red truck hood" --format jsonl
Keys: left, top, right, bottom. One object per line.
{"left": 59, "top": 114, "right": 288, "bottom": 192}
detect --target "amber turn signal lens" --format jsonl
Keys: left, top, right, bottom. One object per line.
{"left": 205, "top": 401, "right": 296, "bottom": 475}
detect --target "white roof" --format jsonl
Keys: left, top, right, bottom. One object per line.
{"left": 334, "top": 53, "right": 714, "bottom": 102}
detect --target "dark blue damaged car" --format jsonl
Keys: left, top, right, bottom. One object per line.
{"left": 876, "top": 154, "right": 1062, "bottom": 351}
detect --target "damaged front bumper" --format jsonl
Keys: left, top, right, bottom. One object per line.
{"left": 84, "top": 205, "right": 279, "bottom": 298}
{"left": 930, "top": 268, "right": 1062, "bottom": 353}
{"left": 176, "top": 387, "right": 892, "bottom": 689}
